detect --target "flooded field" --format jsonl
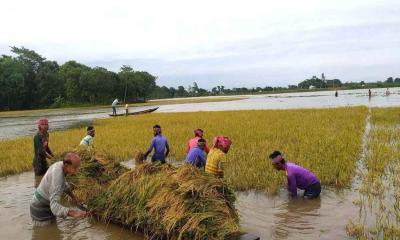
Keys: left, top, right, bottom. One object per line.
{"left": 0, "top": 88, "right": 399, "bottom": 140}
{"left": 0, "top": 170, "right": 359, "bottom": 240}
{"left": 0, "top": 89, "right": 398, "bottom": 239}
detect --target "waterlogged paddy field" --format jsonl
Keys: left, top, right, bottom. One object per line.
{"left": 1, "top": 107, "right": 367, "bottom": 192}
{"left": 347, "top": 107, "right": 400, "bottom": 239}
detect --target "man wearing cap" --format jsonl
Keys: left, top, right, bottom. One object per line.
{"left": 205, "top": 136, "right": 232, "bottom": 178}
{"left": 33, "top": 118, "right": 54, "bottom": 176}
{"left": 185, "top": 138, "right": 207, "bottom": 169}
{"left": 30, "top": 152, "right": 88, "bottom": 226}
{"left": 143, "top": 125, "right": 170, "bottom": 163}
{"left": 269, "top": 150, "right": 321, "bottom": 198}
{"left": 187, "top": 129, "right": 210, "bottom": 154}
{"left": 79, "top": 126, "right": 95, "bottom": 147}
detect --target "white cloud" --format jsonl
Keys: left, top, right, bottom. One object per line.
{"left": 0, "top": 0, "right": 399, "bottom": 87}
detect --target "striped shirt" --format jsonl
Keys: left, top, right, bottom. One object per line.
{"left": 205, "top": 148, "right": 227, "bottom": 176}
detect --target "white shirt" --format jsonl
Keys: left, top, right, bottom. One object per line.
{"left": 35, "top": 162, "right": 70, "bottom": 218}
{"left": 80, "top": 135, "right": 94, "bottom": 146}
{"left": 112, "top": 99, "right": 118, "bottom": 107}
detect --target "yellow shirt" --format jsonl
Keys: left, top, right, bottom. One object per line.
{"left": 205, "top": 148, "right": 227, "bottom": 176}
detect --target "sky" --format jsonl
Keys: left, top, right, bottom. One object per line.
{"left": 0, "top": 0, "right": 399, "bottom": 89}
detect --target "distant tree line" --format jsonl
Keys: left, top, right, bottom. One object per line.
{"left": 1, "top": 47, "right": 400, "bottom": 111}
{"left": 0, "top": 47, "right": 156, "bottom": 110}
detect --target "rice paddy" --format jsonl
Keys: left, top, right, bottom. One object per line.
{"left": 68, "top": 149, "right": 240, "bottom": 239}
{"left": 347, "top": 107, "right": 400, "bottom": 239}
{"left": 0, "top": 107, "right": 367, "bottom": 192}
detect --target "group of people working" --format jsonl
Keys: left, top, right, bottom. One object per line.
{"left": 30, "top": 117, "right": 321, "bottom": 227}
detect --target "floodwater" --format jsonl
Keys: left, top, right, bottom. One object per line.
{"left": 0, "top": 165, "right": 360, "bottom": 240}
{"left": 0, "top": 87, "right": 399, "bottom": 140}
{"left": 0, "top": 88, "right": 388, "bottom": 239}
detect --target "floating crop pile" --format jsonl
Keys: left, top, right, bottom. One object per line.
{"left": 70, "top": 150, "right": 241, "bottom": 240}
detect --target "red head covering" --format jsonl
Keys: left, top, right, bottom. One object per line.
{"left": 212, "top": 136, "right": 232, "bottom": 152}
{"left": 194, "top": 129, "right": 204, "bottom": 137}
{"left": 37, "top": 118, "right": 49, "bottom": 146}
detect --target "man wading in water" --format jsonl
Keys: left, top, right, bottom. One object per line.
{"left": 143, "top": 125, "right": 170, "bottom": 163}
{"left": 269, "top": 151, "right": 321, "bottom": 199}
{"left": 30, "top": 152, "right": 88, "bottom": 226}
{"left": 33, "top": 118, "right": 54, "bottom": 176}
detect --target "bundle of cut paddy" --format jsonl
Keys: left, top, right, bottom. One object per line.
{"left": 70, "top": 150, "right": 241, "bottom": 240}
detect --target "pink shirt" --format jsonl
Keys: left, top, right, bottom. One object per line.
{"left": 187, "top": 137, "right": 210, "bottom": 154}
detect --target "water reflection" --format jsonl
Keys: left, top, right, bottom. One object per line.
{"left": 31, "top": 223, "right": 62, "bottom": 240}
{"left": 273, "top": 198, "right": 321, "bottom": 239}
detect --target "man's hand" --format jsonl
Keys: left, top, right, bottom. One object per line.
{"left": 68, "top": 210, "right": 88, "bottom": 219}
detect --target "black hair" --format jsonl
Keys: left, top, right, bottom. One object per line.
{"left": 63, "top": 159, "right": 72, "bottom": 165}
{"left": 269, "top": 150, "right": 286, "bottom": 164}
{"left": 198, "top": 138, "right": 206, "bottom": 143}
{"left": 153, "top": 124, "right": 161, "bottom": 129}
{"left": 87, "top": 126, "right": 94, "bottom": 131}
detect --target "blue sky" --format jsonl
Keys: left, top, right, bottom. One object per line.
{"left": 1, "top": 0, "right": 399, "bottom": 89}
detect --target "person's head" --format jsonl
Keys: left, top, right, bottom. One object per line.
{"left": 197, "top": 138, "right": 206, "bottom": 150}
{"left": 87, "top": 126, "right": 95, "bottom": 137}
{"left": 38, "top": 118, "right": 49, "bottom": 132}
{"left": 62, "top": 152, "right": 81, "bottom": 176}
{"left": 153, "top": 124, "right": 161, "bottom": 136}
{"left": 212, "top": 136, "right": 232, "bottom": 153}
{"left": 194, "top": 129, "right": 204, "bottom": 138}
{"left": 269, "top": 150, "right": 286, "bottom": 171}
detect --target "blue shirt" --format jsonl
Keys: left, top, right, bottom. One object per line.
{"left": 112, "top": 99, "right": 118, "bottom": 107}
{"left": 185, "top": 147, "right": 206, "bottom": 168}
{"left": 147, "top": 135, "right": 169, "bottom": 160}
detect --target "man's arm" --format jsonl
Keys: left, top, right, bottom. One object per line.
{"left": 287, "top": 174, "right": 298, "bottom": 197}
{"left": 165, "top": 141, "right": 170, "bottom": 157}
{"left": 143, "top": 139, "right": 154, "bottom": 159}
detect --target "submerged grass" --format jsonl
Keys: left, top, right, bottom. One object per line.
{"left": 347, "top": 107, "right": 400, "bottom": 239}
{"left": 1, "top": 107, "right": 367, "bottom": 192}
{"left": 70, "top": 150, "right": 240, "bottom": 239}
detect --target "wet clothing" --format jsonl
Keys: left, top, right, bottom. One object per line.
{"left": 33, "top": 132, "right": 53, "bottom": 176}
{"left": 185, "top": 146, "right": 206, "bottom": 168}
{"left": 80, "top": 135, "right": 94, "bottom": 146}
{"left": 30, "top": 162, "right": 70, "bottom": 226}
{"left": 205, "top": 148, "right": 227, "bottom": 176}
{"left": 285, "top": 162, "right": 320, "bottom": 197}
{"left": 187, "top": 137, "right": 210, "bottom": 154}
{"left": 304, "top": 182, "right": 321, "bottom": 199}
{"left": 146, "top": 135, "right": 169, "bottom": 163}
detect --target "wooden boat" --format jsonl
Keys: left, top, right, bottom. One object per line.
{"left": 108, "top": 107, "right": 159, "bottom": 117}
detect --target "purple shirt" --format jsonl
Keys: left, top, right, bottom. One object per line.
{"left": 147, "top": 135, "right": 169, "bottom": 160}
{"left": 185, "top": 147, "right": 206, "bottom": 168}
{"left": 285, "top": 162, "right": 319, "bottom": 196}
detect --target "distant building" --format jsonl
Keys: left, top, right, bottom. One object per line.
{"left": 309, "top": 85, "right": 316, "bottom": 89}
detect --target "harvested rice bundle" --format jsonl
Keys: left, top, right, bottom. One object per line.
{"left": 72, "top": 151, "right": 241, "bottom": 240}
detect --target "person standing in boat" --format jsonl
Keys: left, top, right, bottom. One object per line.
{"left": 269, "top": 150, "right": 321, "bottom": 199}
{"left": 187, "top": 128, "right": 210, "bottom": 154}
{"left": 33, "top": 118, "right": 54, "bottom": 176}
{"left": 125, "top": 103, "right": 129, "bottom": 116}
{"left": 79, "top": 126, "right": 95, "bottom": 147}
{"left": 143, "top": 125, "right": 170, "bottom": 163}
{"left": 111, "top": 98, "right": 119, "bottom": 116}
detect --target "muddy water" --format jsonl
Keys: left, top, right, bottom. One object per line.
{"left": 1, "top": 88, "right": 399, "bottom": 140}
{"left": 0, "top": 161, "right": 360, "bottom": 240}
